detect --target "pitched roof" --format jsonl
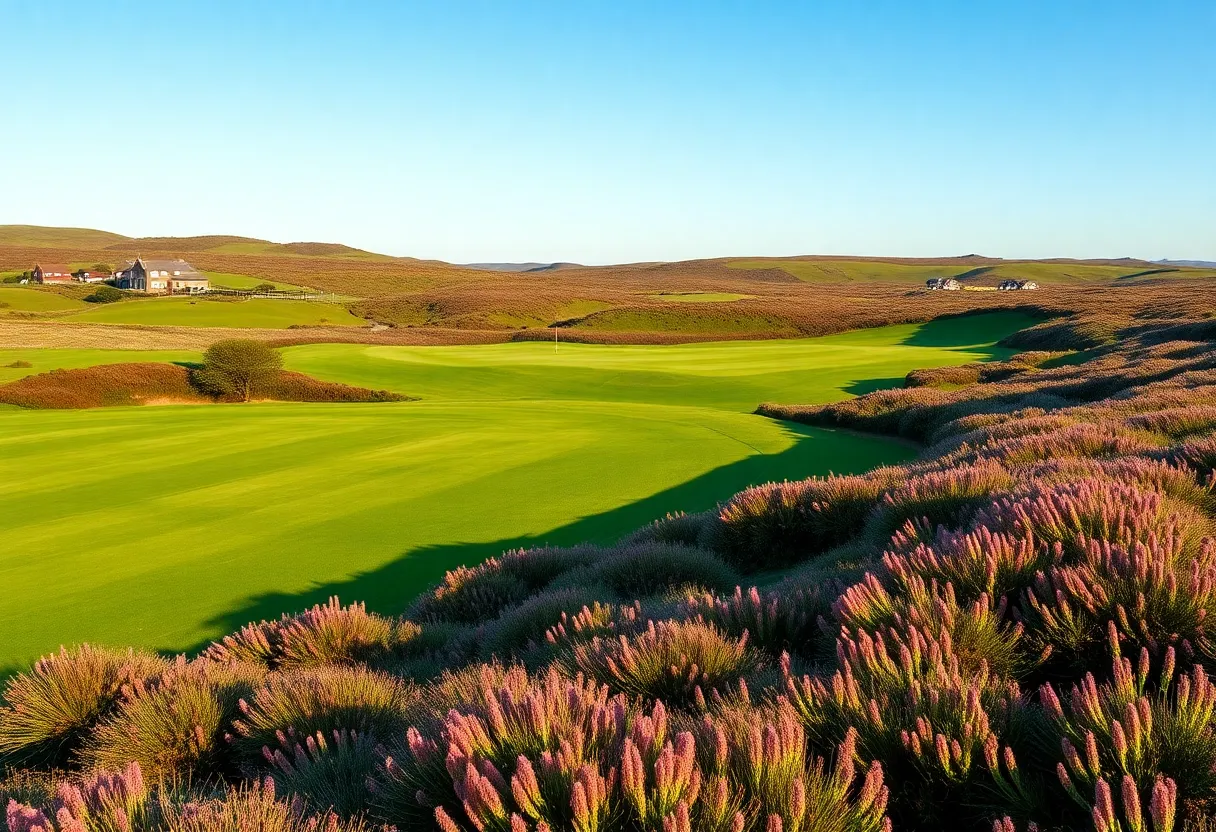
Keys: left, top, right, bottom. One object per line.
{"left": 34, "top": 263, "right": 72, "bottom": 273}
{"left": 119, "top": 258, "right": 202, "bottom": 275}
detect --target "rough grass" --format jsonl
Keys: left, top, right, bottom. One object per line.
{"left": 66, "top": 296, "right": 365, "bottom": 329}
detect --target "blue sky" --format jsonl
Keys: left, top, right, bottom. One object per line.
{"left": 1, "top": 1, "right": 1212, "bottom": 263}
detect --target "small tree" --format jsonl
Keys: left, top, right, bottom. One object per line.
{"left": 253, "top": 283, "right": 277, "bottom": 293}
{"left": 196, "top": 339, "right": 283, "bottom": 402}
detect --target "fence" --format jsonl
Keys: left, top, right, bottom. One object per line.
{"left": 176, "top": 287, "right": 340, "bottom": 302}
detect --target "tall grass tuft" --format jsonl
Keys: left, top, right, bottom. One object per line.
{"left": 0, "top": 645, "right": 169, "bottom": 770}
{"left": 231, "top": 666, "right": 417, "bottom": 763}
{"left": 5, "top": 762, "right": 148, "bottom": 832}
{"left": 82, "top": 659, "right": 266, "bottom": 780}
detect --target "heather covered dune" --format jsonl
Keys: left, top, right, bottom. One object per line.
{"left": 5, "top": 311, "right": 1216, "bottom": 831}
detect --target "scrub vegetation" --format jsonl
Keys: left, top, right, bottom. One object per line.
{"left": 3, "top": 304, "right": 1216, "bottom": 830}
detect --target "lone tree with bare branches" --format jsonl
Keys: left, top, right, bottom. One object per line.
{"left": 195, "top": 339, "right": 282, "bottom": 402}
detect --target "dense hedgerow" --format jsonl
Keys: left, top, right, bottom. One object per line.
{"left": 11, "top": 310, "right": 1216, "bottom": 830}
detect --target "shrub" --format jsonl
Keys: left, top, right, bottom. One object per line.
{"left": 371, "top": 664, "right": 631, "bottom": 830}
{"left": 0, "top": 645, "right": 169, "bottom": 770}
{"left": 231, "top": 666, "right": 417, "bottom": 763}
{"left": 1127, "top": 405, "right": 1216, "bottom": 440}
{"left": 564, "top": 618, "right": 763, "bottom": 707}
{"left": 679, "top": 584, "right": 837, "bottom": 659}
{"left": 555, "top": 541, "right": 739, "bottom": 598}
{"left": 476, "top": 584, "right": 614, "bottom": 662}
{"left": 865, "top": 460, "right": 1014, "bottom": 541}
{"left": 620, "top": 510, "right": 713, "bottom": 548}
{"left": 82, "top": 285, "right": 124, "bottom": 304}
{"left": 4, "top": 762, "right": 149, "bottom": 832}
{"left": 1024, "top": 538, "right": 1216, "bottom": 674}
{"left": 974, "top": 478, "right": 1209, "bottom": 562}
{"left": 5, "top": 360, "right": 32, "bottom": 369}
{"left": 81, "top": 659, "right": 266, "bottom": 780}
{"left": 409, "top": 545, "right": 599, "bottom": 625}
{"left": 163, "top": 778, "right": 371, "bottom": 832}
{"left": 1041, "top": 638, "right": 1216, "bottom": 820}
{"left": 203, "top": 598, "right": 421, "bottom": 671}
{"left": 711, "top": 474, "right": 886, "bottom": 572}
{"left": 194, "top": 339, "right": 283, "bottom": 401}
{"left": 265, "top": 728, "right": 380, "bottom": 819}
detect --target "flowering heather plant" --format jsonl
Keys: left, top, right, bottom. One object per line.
{"left": 231, "top": 666, "right": 418, "bottom": 763}
{"left": 202, "top": 598, "right": 421, "bottom": 671}
{"left": 264, "top": 728, "right": 379, "bottom": 819}
{"left": 697, "top": 705, "right": 890, "bottom": 832}
{"left": 82, "top": 659, "right": 266, "bottom": 780}
{"left": 1020, "top": 457, "right": 1215, "bottom": 514}
{"left": 1041, "top": 636, "right": 1216, "bottom": 805}
{"left": 555, "top": 541, "right": 739, "bottom": 599}
{"left": 371, "top": 664, "right": 630, "bottom": 830}
{"left": 476, "top": 585, "right": 615, "bottom": 662}
{"left": 833, "top": 575, "right": 1027, "bottom": 679}
{"left": 784, "top": 620, "right": 1025, "bottom": 811}
{"left": 164, "top": 777, "right": 371, "bottom": 832}
{"left": 621, "top": 511, "right": 713, "bottom": 548}
{"left": 865, "top": 461, "right": 1013, "bottom": 541}
{"left": 882, "top": 524, "right": 1060, "bottom": 607}
{"left": 0, "top": 645, "right": 169, "bottom": 770}
{"left": 409, "top": 546, "right": 600, "bottom": 625}
{"left": 1127, "top": 405, "right": 1216, "bottom": 440}
{"left": 5, "top": 761, "right": 148, "bottom": 832}
{"left": 960, "top": 423, "right": 1157, "bottom": 467}
{"left": 564, "top": 619, "right": 764, "bottom": 708}
{"left": 1024, "top": 537, "right": 1216, "bottom": 671}
{"left": 974, "top": 478, "right": 1208, "bottom": 561}
{"left": 679, "top": 584, "right": 838, "bottom": 659}
{"left": 711, "top": 474, "right": 887, "bottom": 572}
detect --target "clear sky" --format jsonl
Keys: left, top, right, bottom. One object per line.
{"left": 1, "top": 1, "right": 1213, "bottom": 264}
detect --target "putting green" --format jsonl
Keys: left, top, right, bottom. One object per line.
{"left": 0, "top": 312, "right": 1032, "bottom": 670}
{"left": 66, "top": 296, "right": 365, "bottom": 328}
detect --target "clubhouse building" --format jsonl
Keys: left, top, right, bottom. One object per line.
{"left": 115, "top": 258, "right": 209, "bottom": 294}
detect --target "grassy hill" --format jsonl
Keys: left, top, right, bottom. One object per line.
{"left": 0, "top": 312, "right": 1029, "bottom": 668}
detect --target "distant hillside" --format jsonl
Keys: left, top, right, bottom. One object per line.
{"left": 1157, "top": 258, "right": 1216, "bottom": 268}
{"left": 464, "top": 262, "right": 584, "bottom": 272}
{"left": 0, "top": 225, "right": 131, "bottom": 249}
{"left": 0, "top": 225, "right": 393, "bottom": 260}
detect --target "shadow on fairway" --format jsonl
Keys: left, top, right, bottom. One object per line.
{"left": 187, "top": 422, "right": 915, "bottom": 654}
{"left": 900, "top": 311, "right": 1033, "bottom": 356}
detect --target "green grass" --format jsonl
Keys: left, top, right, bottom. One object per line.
{"left": 0, "top": 287, "right": 89, "bottom": 313}
{"left": 65, "top": 296, "right": 366, "bottom": 328}
{"left": 0, "top": 312, "right": 1031, "bottom": 670}
{"left": 650, "top": 292, "right": 753, "bottom": 303}
{"left": 575, "top": 308, "right": 798, "bottom": 334}
{"left": 728, "top": 259, "right": 1216, "bottom": 284}
{"left": 201, "top": 271, "right": 307, "bottom": 291}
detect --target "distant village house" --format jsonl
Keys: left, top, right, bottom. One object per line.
{"left": 73, "top": 268, "right": 110, "bottom": 283}
{"left": 32, "top": 264, "right": 75, "bottom": 284}
{"left": 115, "top": 258, "right": 209, "bottom": 294}
{"left": 998, "top": 279, "right": 1039, "bottom": 291}
{"left": 925, "top": 277, "right": 962, "bottom": 290}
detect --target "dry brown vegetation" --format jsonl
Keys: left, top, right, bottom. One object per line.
{"left": 6, "top": 230, "right": 1216, "bottom": 346}
{"left": 0, "top": 363, "right": 408, "bottom": 409}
